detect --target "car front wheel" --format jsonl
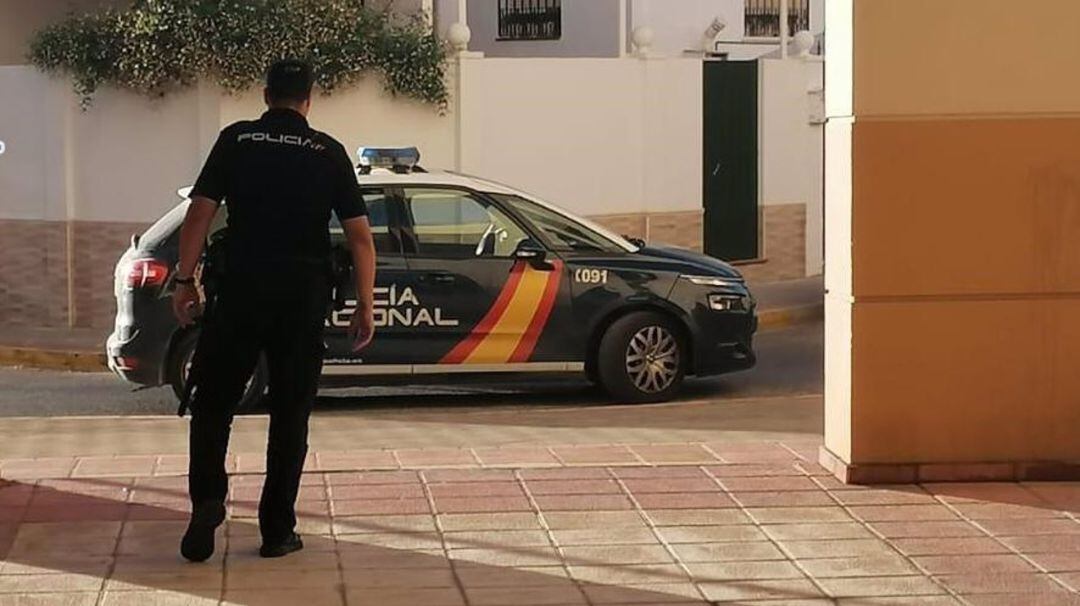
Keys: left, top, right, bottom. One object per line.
{"left": 596, "top": 311, "right": 686, "bottom": 403}
{"left": 168, "top": 331, "right": 268, "bottom": 414}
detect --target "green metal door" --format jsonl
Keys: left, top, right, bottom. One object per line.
{"left": 703, "top": 60, "right": 759, "bottom": 261}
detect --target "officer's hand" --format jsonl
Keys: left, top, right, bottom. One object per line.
{"left": 349, "top": 304, "right": 375, "bottom": 352}
{"left": 172, "top": 284, "right": 202, "bottom": 327}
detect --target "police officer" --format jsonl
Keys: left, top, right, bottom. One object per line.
{"left": 171, "top": 60, "right": 376, "bottom": 562}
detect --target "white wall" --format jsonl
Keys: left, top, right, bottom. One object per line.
{"left": 759, "top": 58, "right": 824, "bottom": 274}
{"left": 457, "top": 57, "right": 701, "bottom": 216}
{"left": 631, "top": 0, "right": 746, "bottom": 55}
{"left": 464, "top": 0, "right": 621, "bottom": 58}
{"left": 0, "top": 67, "right": 59, "bottom": 220}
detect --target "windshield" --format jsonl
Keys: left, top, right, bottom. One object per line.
{"left": 493, "top": 194, "right": 637, "bottom": 253}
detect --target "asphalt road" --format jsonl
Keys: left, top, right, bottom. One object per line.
{"left": 0, "top": 322, "right": 822, "bottom": 417}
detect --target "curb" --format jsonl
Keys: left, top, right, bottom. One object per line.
{"left": 0, "top": 305, "right": 822, "bottom": 372}
{"left": 757, "top": 303, "right": 824, "bottom": 331}
{"left": 0, "top": 346, "right": 107, "bottom": 372}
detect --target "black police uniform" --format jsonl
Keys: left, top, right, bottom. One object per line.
{"left": 186, "top": 108, "right": 366, "bottom": 543}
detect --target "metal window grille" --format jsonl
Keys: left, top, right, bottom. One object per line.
{"left": 744, "top": 0, "right": 810, "bottom": 38}
{"left": 498, "top": 0, "right": 562, "bottom": 41}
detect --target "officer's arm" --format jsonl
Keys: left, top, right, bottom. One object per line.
{"left": 341, "top": 216, "right": 376, "bottom": 311}
{"left": 177, "top": 198, "right": 219, "bottom": 281}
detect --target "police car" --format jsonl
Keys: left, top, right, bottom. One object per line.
{"left": 108, "top": 148, "right": 756, "bottom": 410}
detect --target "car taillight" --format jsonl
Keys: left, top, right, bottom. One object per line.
{"left": 125, "top": 258, "right": 170, "bottom": 289}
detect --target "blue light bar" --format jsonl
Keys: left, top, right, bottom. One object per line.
{"left": 356, "top": 146, "right": 421, "bottom": 172}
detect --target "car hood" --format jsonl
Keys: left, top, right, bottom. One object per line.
{"left": 635, "top": 245, "right": 743, "bottom": 279}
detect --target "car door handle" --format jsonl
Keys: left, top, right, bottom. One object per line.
{"left": 427, "top": 273, "right": 456, "bottom": 284}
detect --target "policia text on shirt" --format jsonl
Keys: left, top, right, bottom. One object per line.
{"left": 171, "top": 60, "right": 377, "bottom": 563}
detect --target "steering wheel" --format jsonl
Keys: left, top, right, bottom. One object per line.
{"left": 475, "top": 223, "right": 507, "bottom": 256}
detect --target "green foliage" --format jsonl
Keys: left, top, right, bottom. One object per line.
{"left": 28, "top": 0, "right": 449, "bottom": 109}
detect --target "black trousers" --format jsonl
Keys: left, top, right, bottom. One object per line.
{"left": 187, "top": 270, "right": 329, "bottom": 542}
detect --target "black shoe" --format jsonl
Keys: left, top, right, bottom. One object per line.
{"left": 180, "top": 500, "right": 226, "bottom": 563}
{"left": 260, "top": 532, "right": 304, "bottom": 558}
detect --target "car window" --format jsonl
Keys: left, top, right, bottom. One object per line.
{"left": 329, "top": 188, "right": 398, "bottom": 254}
{"left": 494, "top": 194, "right": 628, "bottom": 253}
{"left": 403, "top": 188, "right": 528, "bottom": 259}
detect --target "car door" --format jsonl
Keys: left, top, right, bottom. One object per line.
{"left": 324, "top": 186, "right": 415, "bottom": 367}
{"left": 400, "top": 186, "right": 567, "bottom": 368}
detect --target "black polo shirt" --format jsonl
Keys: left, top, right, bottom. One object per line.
{"left": 190, "top": 108, "right": 367, "bottom": 274}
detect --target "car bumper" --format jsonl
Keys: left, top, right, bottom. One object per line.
{"left": 106, "top": 325, "right": 169, "bottom": 386}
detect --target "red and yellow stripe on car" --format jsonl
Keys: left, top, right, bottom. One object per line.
{"left": 441, "top": 260, "right": 563, "bottom": 364}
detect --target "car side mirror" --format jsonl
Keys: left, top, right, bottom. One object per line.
{"left": 514, "top": 239, "right": 552, "bottom": 269}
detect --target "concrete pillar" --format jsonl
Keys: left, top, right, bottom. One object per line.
{"left": 822, "top": 0, "right": 1080, "bottom": 483}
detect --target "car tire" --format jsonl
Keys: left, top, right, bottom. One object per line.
{"left": 168, "top": 331, "right": 268, "bottom": 414}
{"left": 596, "top": 311, "right": 686, "bottom": 403}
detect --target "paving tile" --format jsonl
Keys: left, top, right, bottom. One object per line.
{"left": 230, "top": 485, "right": 326, "bottom": 502}
{"left": 22, "top": 503, "right": 128, "bottom": 523}
{"left": 780, "top": 538, "right": 895, "bottom": 559}
{"left": 747, "top": 506, "right": 851, "bottom": 524}
{"left": 438, "top": 512, "right": 542, "bottom": 531}
{"left": 533, "top": 494, "right": 632, "bottom": 511}
{"left": 550, "top": 446, "right": 640, "bottom": 466}
{"left": 331, "top": 497, "right": 430, "bottom": 516}
{"left": 444, "top": 529, "right": 550, "bottom": 550}
{"left": 979, "top": 518, "right": 1080, "bottom": 536}
{"left": 0, "top": 593, "right": 98, "bottom": 606}
{"left": 612, "top": 467, "right": 709, "bottom": 480}
{"left": 0, "top": 458, "right": 77, "bottom": 480}
{"left": 315, "top": 449, "right": 398, "bottom": 471}
{"left": 330, "top": 483, "right": 425, "bottom": 500}
{"left": 0, "top": 572, "right": 104, "bottom": 593}
{"left": 569, "top": 564, "right": 690, "bottom": 585}
{"left": 525, "top": 479, "right": 622, "bottom": 495}
{"left": 696, "top": 578, "right": 824, "bottom": 602}
{"left": 543, "top": 510, "right": 646, "bottom": 530}
{"left": 634, "top": 492, "right": 736, "bottom": 510}
{"left": 685, "top": 560, "right": 804, "bottom": 581}
{"left": 955, "top": 503, "right": 1064, "bottom": 520}
{"left": 333, "top": 514, "right": 437, "bottom": 534}
{"left": 761, "top": 522, "right": 873, "bottom": 541}
{"left": 1003, "top": 534, "right": 1080, "bottom": 553}
{"left": 0, "top": 554, "right": 112, "bottom": 576}
{"left": 117, "top": 521, "right": 190, "bottom": 555}
{"left": 337, "top": 545, "right": 448, "bottom": 569}
{"left": 472, "top": 447, "right": 561, "bottom": 468}
{"left": 464, "top": 584, "right": 587, "bottom": 605}
{"left": 8, "top": 521, "right": 122, "bottom": 556}
{"left": 647, "top": 508, "right": 752, "bottom": 527}
{"left": 449, "top": 546, "right": 563, "bottom": 567}
{"left": 337, "top": 531, "right": 444, "bottom": 550}
{"left": 395, "top": 448, "right": 477, "bottom": 468}
{"left": 433, "top": 495, "right": 533, "bottom": 514}
{"left": 582, "top": 582, "right": 703, "bottom": 604}
{"left": 428, "top": 481, "right": 525, "bottom": 499}
{"left": 105, "top": 591, "right": 221, "bottom": 606}
{"left": 831, "top": 487, "right": 936, "bottom": 506}
{"left": 628, "top": 444, "right": 719, "bottom": 465}
{"left": 112, "top": 552, "right": 218, "bottom": 573}
{"left": 326, "top": 471, "right": 420, "bottom": 486}
{"left": 924, "top": 483, "right": 1048, "bottom": 505}
{"left": 936, "top": 572, "right": 1069, "bottom": 595}
{"left": 1031, "top": 553, "right": 1080, "bottom": 572}
{"left": 452, "top": 564, "right": 570, "bottom": 587}
{"left": 71, "top": 456, "right": 157, "bottom": 478}
{"left": 0, "top": 485, "right": 33, "bottom": 507}
{"left": 848, "top": 505, "right": 960, "bottom": 522}
{"left": 224, "top": 568, "right": 342, "bottom": 590}
{"left": 223, "top": 589, "right": 344, "bottom": 606}
{"left": 892, "top": 536, "right": 1010, "bottom": 556}
{"left": 869, "top": 520, "right": 982, "bottom": 538}
{"left": 345, "top": 586, "right": 463, "bottom": 606}
{"left": 961, "top": 594, "right": 1080, "bottom": 606}
{"left": 719, "top": 476, "right": 821, "bottom": 492}
{"left": 671, "top": 541, "right": 785, "bottom": 563}
{"left": 705, "top": 464, "right": 804, "bottom": 478}
{"left": 105, "top": 568, "right": 225, "bottom": 591}
{"left": 519, "top": 468, "right": 612, "bottom": 481}
{"left": 551, "top": 527, "right": 659, "bottom": 546}
{"left": 658, "top": 525, "right": 767, "bottom": 544}
{"left": 798, "top": 554, "right": 918, "bottom": 578}
{"left": 732, "top": 490, "right": 836, "bottom": 507}
{"left": 621, "top": 478, "right": 721, "bottom": 494}
{"left": 1052, "top": 571, "right": 1080, "bottom": 590}
{"left": 816, "top": 574, "right": 946, "bottom": 598}
{"left": 561, "top": 544, "right": 674, "bottom": 565}
{"left": 835, "top": 598, "right": 960, "bottom": 606}
{"left": 340, "top": 566, "right": 457, "bottom": 588}
{"left": 226, "top": 549, "right": 340, "bottom": 571}
{"left": 423, "top": 469, "right": 517, "bottom": 483}
{"left": 914, "top": 554, "right": 1039, "bottom": 575}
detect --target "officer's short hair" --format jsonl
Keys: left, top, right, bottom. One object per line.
{"left": 266, "top": 59, "right": 314, "bottom": 104}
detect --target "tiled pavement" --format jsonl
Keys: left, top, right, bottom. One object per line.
{"left": 1, "top": 442, "right": 1080, "bottom": 605}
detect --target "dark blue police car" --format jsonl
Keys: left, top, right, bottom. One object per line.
{"left": 107, "top": 149, "right": 756, "bottom": 410}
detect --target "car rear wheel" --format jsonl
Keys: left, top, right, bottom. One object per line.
{"left": 596, "top": 311, "right": 686, "bottom": 403}
{"left": 168, "top": 331, "right": 268, "bottom": 414}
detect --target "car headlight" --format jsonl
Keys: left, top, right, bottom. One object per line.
{"left": 708, "top": 294, "right": 753, "bottom": 311}
{"left": 681, "top": 275, "right": 740, "bottom": 287}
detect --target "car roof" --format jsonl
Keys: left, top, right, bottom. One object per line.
{"left": 357, "top": 169, "right": 518, "bottom": 194}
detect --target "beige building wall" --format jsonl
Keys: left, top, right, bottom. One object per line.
{"left": 0, "top": 0, "right": 125, "bottom": 66}
{"left": 822, "top": 0, "right": 1080, "bottom": 482}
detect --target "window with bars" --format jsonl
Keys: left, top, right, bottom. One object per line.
{"left": 744, "top": 0, "right": 810, "bottom": 38}
{"left": 497, "top": 0, "right": 562, "bottom": 41}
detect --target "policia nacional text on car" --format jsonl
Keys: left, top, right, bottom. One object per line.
{"left": 171, "top": 60, "right": 376, "bottom": 562}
